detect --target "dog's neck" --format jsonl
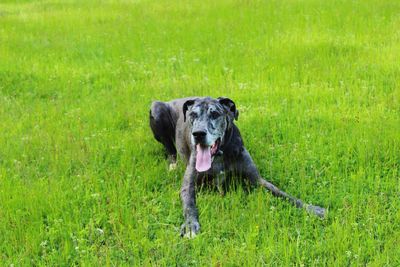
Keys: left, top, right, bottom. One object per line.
{"left": 220, "top": 123, "right": 244, "bottom": 158}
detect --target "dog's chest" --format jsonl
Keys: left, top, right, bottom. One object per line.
{"left": 196, "top": 156, "right": 226, "bottom": 187}
{"left": 197, "top": 156, "right": 225, "bottom": 178}
{"left": 210, "top": 156, "right": 225, "bottom": 174}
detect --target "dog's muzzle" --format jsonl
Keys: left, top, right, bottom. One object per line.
{"left": 194, "top": 137, "right": 221, "bottom": 172}
{"left": 192, "top": 130, "right": 207, "bottom": 144}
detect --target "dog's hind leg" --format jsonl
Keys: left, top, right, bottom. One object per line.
{"left": 150, "top": 101, "right": 177, "bottom": 168}
{"left": 239, "top": 149, "right": 326, "bottom": 218}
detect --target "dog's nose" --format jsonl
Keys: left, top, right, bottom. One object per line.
{"left": 192, "top": 130, "right": 207, "bottom": 139}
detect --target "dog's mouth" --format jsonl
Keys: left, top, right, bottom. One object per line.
{"left": 195, "top": 138, "right": 221, "bottom": 172}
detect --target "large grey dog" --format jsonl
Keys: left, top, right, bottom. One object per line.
{"left": 149, "top": 96, "right": 325, "bottom": 237}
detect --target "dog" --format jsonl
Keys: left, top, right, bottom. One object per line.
{"left": 149, "top": 97, "right": 325, "bottom": 238}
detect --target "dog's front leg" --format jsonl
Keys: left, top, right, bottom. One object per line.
{"left": 180, "top": 158, "right": 200, "bottom": 238}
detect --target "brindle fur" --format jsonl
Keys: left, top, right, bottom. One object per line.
{"left": 150, "top": 97, "right": 325, "bottom": 238}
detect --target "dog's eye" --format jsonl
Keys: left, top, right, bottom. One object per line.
{"left": 190, "top": 112, "right": 198, "bottom": 119}
{"left": 210, "top": 111, "right": 220, "bottom": 119}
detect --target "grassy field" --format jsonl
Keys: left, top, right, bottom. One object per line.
{"left": 1, "top": 0, "right": 399, "bottom": 265}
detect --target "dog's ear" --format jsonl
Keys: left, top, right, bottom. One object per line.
{"left": 218, "top": 97, "right": 239, "bottom": 120}
{"left": 183, "top": 99, "right": 196, "bottom": 122}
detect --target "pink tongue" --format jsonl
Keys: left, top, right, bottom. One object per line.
{"left": 196, "top": 144, "right": 212, "bottom": 172}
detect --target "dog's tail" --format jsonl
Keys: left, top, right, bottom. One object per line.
{"left": 258, "top": 177, "right": 326, "bottom": 218}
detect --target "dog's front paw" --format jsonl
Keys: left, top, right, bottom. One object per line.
{"left": 180, "top": 220, "right": 200, "bottom": 238}
{"left": 306, "top": 204, "right": 326, "bottom": 219}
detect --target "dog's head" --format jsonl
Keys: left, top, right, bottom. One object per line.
{"left": 183, "top": 97, "right": 239, "bottom": 172}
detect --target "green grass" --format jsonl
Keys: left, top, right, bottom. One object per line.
{"left": 0, "top": 0, "right": 399, "bottom": 265}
